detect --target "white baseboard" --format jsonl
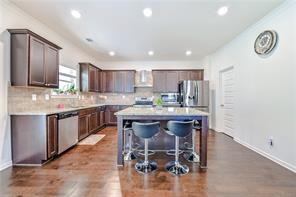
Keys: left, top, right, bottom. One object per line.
{"left": 0, "top": 160, "right": 12, "bottom": 171}
{"left": 234, "top": 138, "right": 296, "bottom": 173}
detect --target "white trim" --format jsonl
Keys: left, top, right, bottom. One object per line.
{"left": 0, "top": 160, "right": 12, "bottom": 171}
{"left": 234, "top": 138, "right": 296, "bottom": 173}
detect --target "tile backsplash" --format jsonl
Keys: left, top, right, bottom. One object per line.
{"left": 8, "top": 86, "right": 160, "bottom": 113}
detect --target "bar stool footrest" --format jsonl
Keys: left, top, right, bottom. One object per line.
{"left": 165, "top": 161, "right": 189, "bottom": 175}
{"left": 183, "top": 152, "right": 200, "bottom": 163}
{"left": 135, "top": 160, "right": 157, "bottom": 174}
{"left": 124, "top": 151, "right": 137, "bottom": 161}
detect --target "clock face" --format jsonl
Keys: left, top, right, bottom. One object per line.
{"left": 254, "top": 30, "right": 278, "bottom": 55}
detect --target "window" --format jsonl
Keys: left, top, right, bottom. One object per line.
{"left": 59, "top": 65, "right": 77, "bottom": 90}
{"left": 52, "top": 65, "right": 78, "bottom": 96}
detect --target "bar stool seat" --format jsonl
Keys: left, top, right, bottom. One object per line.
{"left": 165, "top": 120, "right": 194, "bottom": 176}
{"left": 132, "top": 121, "right": 160, "bottom": 174}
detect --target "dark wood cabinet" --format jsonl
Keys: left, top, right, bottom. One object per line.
{"left": 124, "top": 71, "right": 135, "bottom": 93}
{"left": 89, "top": 112, "right": 97, "bottom": 132}
{"left": 9, "top": 29, "right": 61, "bottom": 88}
{"left": 96, "top": 70, "right": 101, "bottom": 92}
{"left": 114, "top": 71, "right": 125, "bottom": 92}
{"left": 153, "top": 71, "right": 167, "bottom": 92}
{"left": 47, "top": 115, "right": 58, "bottom": 159}
{"left": 105, "top": 105, "right": 128, "bottom": 125}
{"left": 178, "top": 71, "right": 190, "bottom": 81}
{"left": 166, "top": 71, "right": 179, "bottom": 92}
{"left": 105, "top": 105, "right": 119, "bottom": 125}
{"left": 88, "top": 66, "right": 97, "bottom": 92}
{"left": 153, "top": 70, "right": 204, "bottom": 92}
{"left": 29, "top": 37, "right": 46, "bottom": 86}
{"left": 104, "top": 105, "right": 129, "bottom": 126}
{"left": 105, "top": 71, "right": 115, "bottom": 92}
{"left": 101, "top": 70, "right": 135, "bottom": 93}
{"left": 45, "top": 46, "right": 59, "bottom": 87}
{"left": 11, "top": 114, "right": 60, "bottom": 165}
{"left": 78, "top": 115, "right": 89, "bottom": 141}
{"left": 189, "top": 71, "right": 203, "bottom": 80}
{"left": 79, "top": 63, "right": 101, "bottom": 93}
{"left": 100, "top": 110, "right": 105, "bottom": 126}
{"left": 78, "top": 107, "right": 105, "bottom": 140}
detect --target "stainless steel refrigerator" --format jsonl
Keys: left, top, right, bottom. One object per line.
{"left": 178, "top": 80, "right": 209, "bottom": 112}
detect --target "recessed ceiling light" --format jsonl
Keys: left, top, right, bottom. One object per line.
{"left": 109, "top": 51, "right": 115, "bottom": 56}
{"left": 148, "top": 51, "right": 154, "bottom": 56}
{"left": 143, "top": 8, "right": 152, "bottom": 18}
{"left": 186, "top": 50, "right": 192, "bottom": 56}
{"left": 217, "top": 6, "right": 228, "bottom": 16}
{"left": 86, "top": 38, "right": 93, "bottom": 42}
{"left": 71, "top": 10, "right": 81, "bottom": 19}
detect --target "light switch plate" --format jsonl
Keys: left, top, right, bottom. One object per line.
{"left": 32, "top": 94, "right": 37, "bottom": 101}
{"left": 45, "top": 94, "right": 50, "bottom": 100}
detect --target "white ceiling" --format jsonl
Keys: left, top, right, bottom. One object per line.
{"left": 10, "top": 0, "right": 283, "bottom": 61}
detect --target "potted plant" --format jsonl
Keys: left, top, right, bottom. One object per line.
{"left": 155, "top": 97, "right": 163, "bottom": 110}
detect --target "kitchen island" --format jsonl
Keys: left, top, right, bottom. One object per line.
{"left": 115, "top": 107, "right": 209, "bottom": 168}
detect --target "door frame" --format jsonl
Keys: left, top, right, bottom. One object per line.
{"left": 219, "top": 66, "right": 235, "bottom": 137}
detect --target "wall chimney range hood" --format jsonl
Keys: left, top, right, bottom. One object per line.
{"left": 135, "top": 70, "right": 153, "bottom": 87}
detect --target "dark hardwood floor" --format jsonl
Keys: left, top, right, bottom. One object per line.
{"left": 1, "top": 127, "right": 296, "bottom": 197}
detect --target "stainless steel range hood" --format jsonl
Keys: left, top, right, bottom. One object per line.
{"left": 135, "top": 70, "right": 153, "bottom": 87}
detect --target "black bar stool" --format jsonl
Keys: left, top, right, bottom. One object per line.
{"left": 183, "top": 120, "right": 200, "bottom": 163}
{"left": 165, "top": 120, "right": 194, "bottom": 175}
{"left": 124, "top": 121, "right": 137, "bottom": 161}
{"left": 132, "top": 121, "right": 160, "bottom": 174}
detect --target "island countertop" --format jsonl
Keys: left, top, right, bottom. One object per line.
{"left": 115, "top": 107, "right": 210, "bottom": 117}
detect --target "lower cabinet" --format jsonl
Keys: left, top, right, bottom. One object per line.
{"left": 11, "top": 114, "right": 59, "bottom": 165}
{"left": 105, "top": 105, "right": 129, "bottom": 126}
{"left": 89, "top": 112, "right": 98, "bottom": 132}
{"left": 78, "top": 106, "right": 106, "bottom": 140}
{"left": 78, "top": 115, "right": 89, "bottom": 141}
{"left": 47, "top": 115, "right": 58, "bottom": 159}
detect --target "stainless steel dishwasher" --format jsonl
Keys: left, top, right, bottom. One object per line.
{"left": 58, "top": 111, "right": 79, "bottom": 154}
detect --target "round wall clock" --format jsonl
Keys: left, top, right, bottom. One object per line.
{"left": 254, "top": 30, "right": 278, "bottom": 55}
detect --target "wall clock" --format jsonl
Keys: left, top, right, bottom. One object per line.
{"left": 254, "top": 30, "right": 278, "bottom": 55}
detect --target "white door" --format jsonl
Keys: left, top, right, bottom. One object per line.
{"left": 220, "top": 67, "right": 235, "bottom": 137}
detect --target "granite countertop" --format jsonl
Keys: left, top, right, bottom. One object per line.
{"left": 115, "top": 107, "right": 209, "bottom": 117}
{"left": 9, "top": 104, "right": 107, "bottom": 116}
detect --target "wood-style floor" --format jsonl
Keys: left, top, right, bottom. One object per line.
{"left": 1, "top": 127, "right": 296, "bottom": 197}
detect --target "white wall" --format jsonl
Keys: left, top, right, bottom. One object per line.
{"left": 205, "top": 0, "right": 296, "bottom": 172}
{"left": 0, "top": 0, "right": 102, "bottom": 170}
{"left": 99, "top": 61, "right": 209, "bottom": 80}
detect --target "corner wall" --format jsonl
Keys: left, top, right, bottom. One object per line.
{"left": 205, "top": 0, "right": 296, "bottom": 172}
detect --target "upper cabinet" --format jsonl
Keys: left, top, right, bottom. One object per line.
{"left": 80, "top": 66, "right": 135, "bottom": 93}
{"left": 152, "top": 70, "right": 204, "bottom": 93}
{"left": 79, "top": 62, "right": 101, "bottom": 93}
{"left": 9, "top": 29, "right": 62, "bottom": 88}
{"left": 101, "top": 70, "right": 135, "bottom": 93}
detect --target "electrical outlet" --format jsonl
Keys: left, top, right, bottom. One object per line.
{"left": 268, "top": 137, "right": 274, "bottom": 147}
{"left": 32, "top": 94, "right": 37, "bottom": 101}
{"left": 91, "top": 96, "right": 94, "bottom": 100}
{"left": 45, "top": 94, "right": 50, "bottom": 100}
